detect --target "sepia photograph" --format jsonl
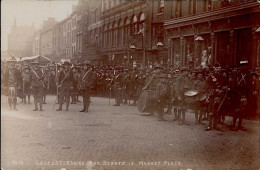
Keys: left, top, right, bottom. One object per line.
{"left": 1, "top": 0, "right": 260, "bottom": 170}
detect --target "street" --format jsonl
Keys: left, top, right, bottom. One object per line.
{"left": 1, "top": 95, "right": 260, "bottom": 170}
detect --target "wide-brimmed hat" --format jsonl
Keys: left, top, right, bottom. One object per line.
{"left": 23, "top": 65, "right": 30, "bottom": 70}
{"left": 63, "top": 61, "right": 71, "bottom": 65}
{"left": 180, "top": 66, "right": 190, "bottom": 72}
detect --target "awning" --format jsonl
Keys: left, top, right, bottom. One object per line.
{"left": 21, "top": 55, "right": 52, "bottom": 64}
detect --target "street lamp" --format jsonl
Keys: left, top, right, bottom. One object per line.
{"left": 194, "top": 35, "right": 204, "bottom": 68}
{"left": 195, "top": 36, "right": 204, "bottom": 41}
{"left": 156, "top": 42, "right": 163, "bottom": 65}
{"left": 129, "top": 45, "right": 136, "bottom": 68}
{"left": 157, "top": 42, "right": 163, "bottom": 48}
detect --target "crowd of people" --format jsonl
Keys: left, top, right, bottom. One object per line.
{"left": 2, "top": 57, "right": 259, "bottom": 131}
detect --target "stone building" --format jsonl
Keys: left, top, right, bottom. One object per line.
{"left": 8, "top": 19, "right": 35, "bottom": 58}
{"left": 100, "top": 0, "right": 148, "bottom": 67}
{"left": 33, "top": 31, "right": 40, "bottom": 56}
{"left": 164, "top": 0, "right": 260, "bottom": 68}
{"left": 52, "top": 22, "right": 64, "bottom": 61}
{"left": 39, "top": 18, "right": 57, "bottom": 60}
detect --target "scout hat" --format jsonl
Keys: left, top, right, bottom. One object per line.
{"left": 180, "top": 66, "right": 190, "bottom": 72}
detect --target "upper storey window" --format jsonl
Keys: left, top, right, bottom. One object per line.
{"left": 158, "top": 0, "right": 164, "bottom": 13}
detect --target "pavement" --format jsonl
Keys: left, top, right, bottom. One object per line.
{"left": 1, "top": 95, "right": 260, "bottom": 170}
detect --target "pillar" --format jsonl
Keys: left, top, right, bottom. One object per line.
{"left": 168, "top": 38, "right": 172, "bottom": 66}
{"left": 252, "top": 27, "right": 260, "bottom": 68}
{"left": 180, "top": 36, "right": 184, "bottom": 67}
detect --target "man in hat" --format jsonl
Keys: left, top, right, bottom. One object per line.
{"left": 205, "top": 68, "right": 224, "bottom": 131}
{"left": 192, "top": 70, "right": 206, "bottom": 125}
{"left": 22, "top": 64, "right": 31, "bottom": 104}
{"left": 166, "top": 71, "right": 179, "bottom": 121}
{"left": 232, "top": 58, "right": 251, "bottom": 130}
{"left": 155, "top": 74, "right": 170, "bottom": 121}
{"left": 175, "top": 66, "right": 192, "bottom": 125}
{"left": 4, "top": 58, "right": 22, "bottom": 110}
{"left": 56, "top": 61, "right": 74, "bottom": 111}
{"left": 29, "top": 61, "right": 45, "bottom": 111}
{"left": 48, "top": 62, "right": 56, "bottom": 95}
{"left": 79, "top": 61, "right": 93, "bottom": 112}
{"left": 112, "top": 67, "right": 123, "bottom": 106}
{"left": 70, "top": 65, "right": 79, "bottom": 104}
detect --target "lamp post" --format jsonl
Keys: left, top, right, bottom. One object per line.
{"left": 194, "top": 35, "right": 204, "bottom": 68}
{"left": 129, "top": 45, "right": 136, "bottom": 68}
{"left": 156, "top": 42, "right": 163, "bottom": 66}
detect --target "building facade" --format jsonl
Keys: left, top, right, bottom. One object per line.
{"left": 8, "top": 19, "right": 35, "bottom": 58}
{"left": 84, "top": 0, "right": 102, "bottom": 64}
{"left": 164, "top": 0, "right": 260, "bottom": 68}
{"left": 62, "top": 17, "right": 73, "bottom": 59}
{"left": 40, "top": 27, "right": 53, "bottom": 59}
{"left": 71, "top": 9, "right": 78, "bottom": 59}
{"left": 33, "top": 31, "right": 40, "bottom": 56}
{"left": 100, "top": 0, "right": 148, "bottom": 67}
{"left": 52, "top": 22, "right": 64, "bottom": 61}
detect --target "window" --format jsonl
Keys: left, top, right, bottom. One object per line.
{"left": 112, "top": 21, "right": 118, "bottom": 47}
{"left": 193, "top": 0, "right": 197, "bottom": 14}
{"left": 131, "top": 15, "right": 138, "bottom": 35}
{"left": 208, "top": 0, "right": 212, "bottom": 11}
{"left": 152, "top": 25, "right": 164, "bottom": 47}
{"left": 109, "top": 0, "right": 112, "bottom": 9}
{"left": 158, "top": 0, "right": 164, "bottom": 13}
{"left": 118, "top": 19, "right": 124, "bottom": 46}
{"left": 221, "top": 0, "right": 231, "bottom": 7}
{"left": 175, "top": 0, "right": 182, "bottom": 18}
{"left": 124, "top": 18, "right": 130, "bottom": 45}
{"left": 108, "top": 23, "right": 112, "bottom": 47}
{"left": 138, "top": 13, "right": 145, "bottom": 34}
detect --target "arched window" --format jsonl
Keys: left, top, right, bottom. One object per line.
{"left": 124, "top": 17, "right": 130, "bottom": 45}
{"left": 138, "top": 12, "right": 145, "bottom": 34}
{"left": 112, "top": 21, "right": 118, "bottom": 47}
{"left": 107, "top": 23, "right": 112, "bottom": 47}
{"left": 118, "top": 19, "right": 124, "bottom": 46}
{"left": 103, "top": 24, "right": 107, "bottom": 47}
{"left": 131, "top": 15, "right": 138, "bottom": 35}
{"left": 158, "top": 0, "right": 164, "bottom": 13}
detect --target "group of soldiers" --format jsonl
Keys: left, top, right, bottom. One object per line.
{"left": 137, "top": 60, "right": 259, "bottom": 131}
{"left": 2, "top": 58, "right": 259, "bottom": 131}
{"left": 2, "top": 59, "right": 93, "bottom": 113}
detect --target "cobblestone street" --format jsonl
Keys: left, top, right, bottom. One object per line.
{"left": 1, "top": 95, "right": 260, "bottom": 170}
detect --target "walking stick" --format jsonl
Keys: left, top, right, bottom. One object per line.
{"left": 109, "top": 87, "right": 111, "bottom": 105}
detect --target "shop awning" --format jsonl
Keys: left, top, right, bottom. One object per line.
{"left": 21, "top": 55, "right": 52, "bottom": 63}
